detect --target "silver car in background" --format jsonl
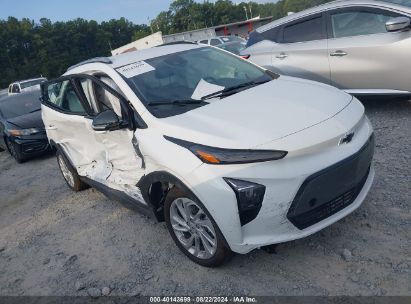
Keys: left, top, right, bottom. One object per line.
{"left": 242, "top": 0, "right": 411, "bottom": 97}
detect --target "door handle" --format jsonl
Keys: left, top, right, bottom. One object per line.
{"left": 330, "top": 50, "right": 347, "bottom": 57}
{"left": 46, "top": 125, "right": 57, "bottom": 130}
{"left": 276, "top": 53, "right": 288, "bottom": 59}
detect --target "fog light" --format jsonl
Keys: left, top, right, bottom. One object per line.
{"left": 224, "top": 178, "right": 265, "bottom": 225}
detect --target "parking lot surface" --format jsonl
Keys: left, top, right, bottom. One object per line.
{"left": 0, "top": 99, "right": 410, "bottom": 296}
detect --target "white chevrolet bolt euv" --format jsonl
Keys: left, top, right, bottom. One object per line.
{"left": 41, "top": 42, "right": 375, "bottom": 267}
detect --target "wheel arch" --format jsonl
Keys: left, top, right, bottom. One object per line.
{"left": 137, "top": 171, "right": 190, "bottom": 222}
{"left": 137, "top": 170, "right": 231, "bottom": 250}
{"left": 51, "top": 141, "right": 76, "bottom": 172}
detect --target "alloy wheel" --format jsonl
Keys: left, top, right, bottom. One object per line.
{"left": 58, "top": 155, "right": 75, "bottom": 187}
{"left": 170, "top": 197, "right": 217, "bottom": 259}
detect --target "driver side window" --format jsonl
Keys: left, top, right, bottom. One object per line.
{"left": 78, "top": 77, "right": 123, "bottom": 118}
{"left": 330, "top": 8, "right": 401, "bottom": 38}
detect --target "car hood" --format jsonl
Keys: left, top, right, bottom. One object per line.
{"left": 7, "top": 110, "right": 44, "bottom": 129}
{"left": 160, "top": 76, "right": 353, "bottom": 149}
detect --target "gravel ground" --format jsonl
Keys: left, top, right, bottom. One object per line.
{"left": 0, "top": 98, "right": 410, "bottom": 296}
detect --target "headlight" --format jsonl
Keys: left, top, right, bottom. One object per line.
{"left": 9, "top": 128, "right": 42, "bottom": 136}
{"left": 164, "top": 136, "right": 287, "bottom": 164}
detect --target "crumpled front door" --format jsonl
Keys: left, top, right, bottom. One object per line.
{"left": 76, "top": 75, "right": 146, "bottom": 202}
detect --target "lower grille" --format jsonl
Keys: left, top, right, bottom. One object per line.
{"left": 22, "top": 142, "right": 48, "bottom": 153}
{"left": 287, "top": 134, "right": 374, "bottom": 230}
{"left": 289, "top": 168, "right": 369, "bottom": 229}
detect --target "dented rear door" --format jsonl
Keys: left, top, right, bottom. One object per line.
{"left": 41, "top": 76, "right": 105, "bottom": 173}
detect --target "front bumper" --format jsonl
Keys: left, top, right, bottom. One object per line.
{"left": 9, "top": 133, "right": 50, "bottom": 156}
{"left": 235, "top": 165, "right": 375, "bottom": 253}
{"left": 287, "top": 134, "right": 374, "bottom": 230}
{"left": 178, "top": 109, "right": 374, "bottom": 254}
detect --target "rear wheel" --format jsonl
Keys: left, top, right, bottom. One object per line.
{"left": 164, "top": 187, "right": 232, "bottom": 267}
{"left": 56, "top": 150, "right": 88, "bottom": 191}
{"left": 5, "top": 137, "right": 25, "bottom": 163}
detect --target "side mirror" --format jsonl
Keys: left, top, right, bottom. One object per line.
{"left": 386, "top": 17, "right": 410, "bottom": 32}
{"left": 92, "top": 109, "right": 125, "bottom": 131}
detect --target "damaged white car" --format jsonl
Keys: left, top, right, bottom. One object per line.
{"left": 41, "top": 42, "right": 375, "bottom": 267}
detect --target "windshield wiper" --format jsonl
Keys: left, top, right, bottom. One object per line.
{"left": 201, "top": 79, "right": 272, "bottom": 100}
{"left": 147, "top": 99, "right": 205, "bottom": 106}
{"left": 29, "top": 108, "right": 41, "bottom": 113}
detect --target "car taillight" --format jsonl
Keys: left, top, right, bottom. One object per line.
{"left": 240, "top": 54, "right": 250, "bottom": 59}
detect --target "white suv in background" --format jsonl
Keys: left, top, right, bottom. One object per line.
{"left": 8, "top": 77, "right": 47, "bottom": 96}
{"left": 41, "top": 42, "right": 374, "bottom": 267}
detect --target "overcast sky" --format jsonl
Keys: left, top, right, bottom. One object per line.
{"left": 0, "top": 0, "right": 274, "bottom": 24}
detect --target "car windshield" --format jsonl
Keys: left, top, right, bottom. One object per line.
{"left": 20, "top": 78, "right": 46, "bottom": 89}
{"left": 379, "top": 0, "right": 411, "bottom": 7}
{"left": 0, "top": 91, "right": 41, "bottom": 119}
{"left": 121, "top": 47, "right": 272, "bottom": 118}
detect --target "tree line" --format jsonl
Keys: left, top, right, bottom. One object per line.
{"left": 0, "top": 0, "right": 331, "bottom": 88}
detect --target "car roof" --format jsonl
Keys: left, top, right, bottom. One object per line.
{"left": 256, "top": 0, "right": 411, "bottom": 33}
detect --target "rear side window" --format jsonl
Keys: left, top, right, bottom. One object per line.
{"left": 247, "top": 31, "right": 263, "bottom": 47}
{"left": 261, "top": 26, "right": 280, "bottom": 42}
{"left": 330, "top": 9, "right": 400, "bottom": 38}
{"left": 283, "top": 16, "right": 324, "bottom": 43}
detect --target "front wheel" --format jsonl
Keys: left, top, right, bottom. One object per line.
{"left": 5, "top": 137, "right": 25, "bottom": 163}
{"left": 164, "top": 187, "right": 232, "bottom": 267}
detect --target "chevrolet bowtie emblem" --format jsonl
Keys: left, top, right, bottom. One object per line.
{"left": 340, "top": 132, "right": 355, "bottom": 145}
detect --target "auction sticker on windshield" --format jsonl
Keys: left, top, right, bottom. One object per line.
{"left": 116, "top": 61, "right": 155, "bottom": 78}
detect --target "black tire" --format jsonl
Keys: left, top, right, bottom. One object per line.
{"left": 5, "top": 137, "right": 25, "bottom": 163}
{"left": 164, "top": 187, "right": 233, "bottom": 267}
{"left": 56, "top": 150, "right": 89, "bottom": 191}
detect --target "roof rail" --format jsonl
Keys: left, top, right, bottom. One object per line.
{"left": 67, "top": 57, "right": 113, "bottom": 71}
{"left": 156, "top": 41, "right": 198, "bottom": 47}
